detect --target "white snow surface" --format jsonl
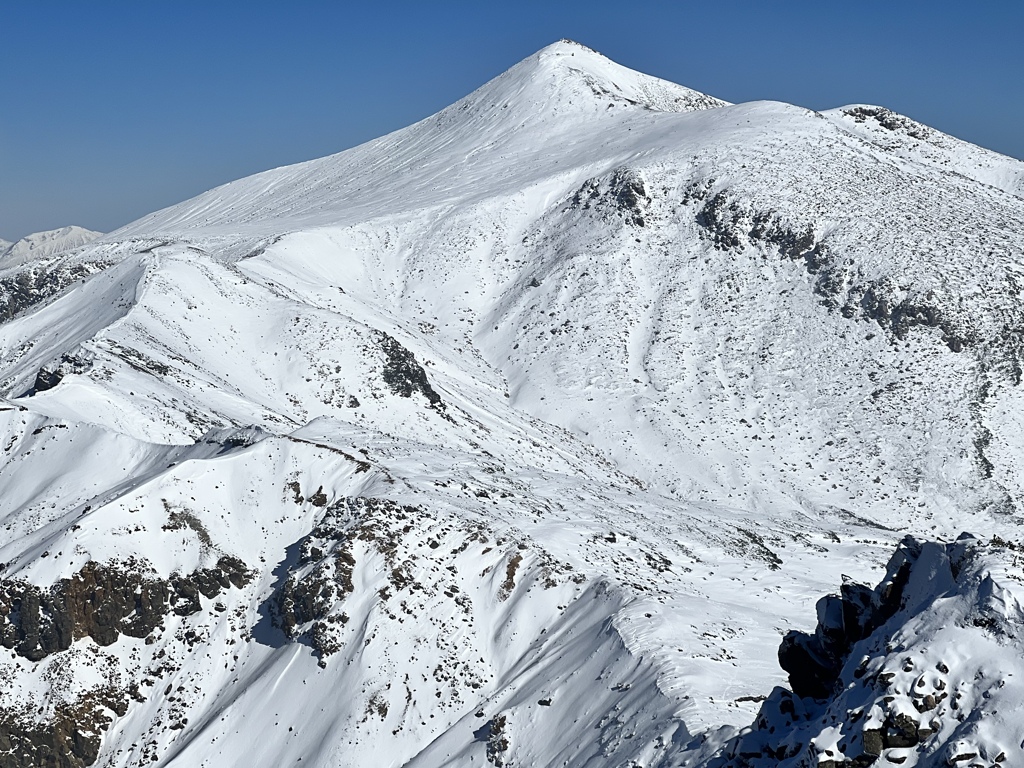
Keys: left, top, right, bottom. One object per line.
{"left": 0, "top": 39, "right": 1023, "bottom": 767}
{"left": 0, "top": 225, "right": 103, "bottom": 268}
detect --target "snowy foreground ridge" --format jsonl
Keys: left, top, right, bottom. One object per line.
{"left": 1, "top": 39, "right": 1024, "bottom": 767}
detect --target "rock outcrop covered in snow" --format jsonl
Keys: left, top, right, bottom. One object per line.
{"left": 714, "top": 535, "right": 1024, "bottom": 767}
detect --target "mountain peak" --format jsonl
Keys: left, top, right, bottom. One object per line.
{"left": 0, "top": 225, "right": 103, "bottom": 268}
{"left": 538, "top": 38, "right": 604, "bottom": 57}
{"left": 3, "top": 37, "right": 1024, "bottom": 768}
{"left": 504, "top": 39, "right": 727, "bottom": 115}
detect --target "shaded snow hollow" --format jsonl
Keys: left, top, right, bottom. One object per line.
{"left": 0, "top": 39, "right": 1023, "bottom": 767}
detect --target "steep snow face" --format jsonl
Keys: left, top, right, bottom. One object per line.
{"left": 0, "top": 225, "right": 103, "bottom": 268}
{"left": 84, "top": 97, "right": 1024, "bottom": 524}
{"left": 0, "top": 41, "right": 1023, "bottom": 768}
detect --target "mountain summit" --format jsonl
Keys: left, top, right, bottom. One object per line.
{"left": 114, "top": 41, "right": 725, "bottom": 239}
{"left": 0, "top": 42, "right": 1023, "bottom": 768}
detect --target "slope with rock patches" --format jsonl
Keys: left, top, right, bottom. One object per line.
{"left": 0, "top": 39, "right": 1022, "bottom": 768}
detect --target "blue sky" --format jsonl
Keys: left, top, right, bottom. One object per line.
{"left": 2, "top": 1, "right": 1022, "bottom": 241}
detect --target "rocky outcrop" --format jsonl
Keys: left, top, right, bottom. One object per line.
{"left": 273, "top": 497, "right": 420, "bottom": 660}
{"left": 25, "top": 353, "right": 92, "bottom": 396}
{"left": 777, "top": 539, "right": 917, "bottom": 700}
{"left": 0, "top": 261, "right": 106, "bottom": 325}
{"left": 692, "top": 189, "right": 977, "bottom": 354}
{"left": 0, "top": 556, "right": 252, "bottom": 661}
{"left": 371, "top": 329, "right": 444, "bottom": 409}
{"left": 842, "top": 106, "right": 930, "bottom": 141}
{"left": 695, "top": 191, "right": 828, "bottom": 273}
{"left": 570, "top": 167, "right": 650, "bottom": 226}
{"left": 0, "top": 686, "right": 129, "bottom": 768}
{"left": 711, "top": 534, "right": 1023, "bottom": 767}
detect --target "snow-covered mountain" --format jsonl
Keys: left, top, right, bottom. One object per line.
{"left": 0, "top": 226, "right": 106, "bottom": 327}
{"left": 1, "top": 39, "right": 1023, "bottom": 767}
{"left": 0, "top": 225, "right": 103, "bottom": 267}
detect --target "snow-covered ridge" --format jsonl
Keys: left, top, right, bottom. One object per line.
{"left": 0, "top": 40, "right": 1022, "bottom": 767}
{"left": 825, "top": 104, "right": 1024, "bottom": 198}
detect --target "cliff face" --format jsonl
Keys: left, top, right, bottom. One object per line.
{"left": 0, "top": 557, "right": 251, "bottom": 661}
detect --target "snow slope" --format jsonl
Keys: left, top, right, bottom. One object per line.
{"left": 0, "top": 39, "right": 1023, "bottom": 767}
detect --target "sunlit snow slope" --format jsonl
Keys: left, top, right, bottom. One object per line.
{"left": 1, "top": 40, "right": 1023, "bottom": 768}
{"left": 0, "top": 226, "right": 103, "bottom": 268}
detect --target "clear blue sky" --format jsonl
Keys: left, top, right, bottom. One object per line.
{"left": 2, "top": 1, "right": 1022, "bottom": 241}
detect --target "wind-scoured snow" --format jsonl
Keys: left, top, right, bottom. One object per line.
{"left": 0, "top": 39, "right": 1023, "bottom": 767}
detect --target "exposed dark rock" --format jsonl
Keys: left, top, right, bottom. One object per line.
{"left": 695, "top": 192, "right": 743, "bottom": 250}
{"left": 692, "top": 190, "right": 984, "bottom": 357}
{"left": 842, "top": 106, "right": 930, "bottom": 141}
{"left": 0, "top": 557, "right": 252, "bottom": 662}
{"left": 862, "top": 727, "right": 884, "bottom": 757}
{"left": 371, "top": 329, "right": 444, "bottom": 409}
{"left": 748, "top": 211, "right": 825, "bottom": 270}
{"left": 0, "top": 685, "right": 128, "bottom": 768}
{"left": 608, "top": 167, "right": 649, "bottom": 226}
{"left": 272, "top": 497, "right": 419, "bottom": 661}
{"left": 853, "top": 283, "right": 965, "bottom": 353}
{"left": 778, "top": 538, "right": 917, "bottom": 700}
{"left": 32, "top": 368, "right": 62, "bottom": 393}
{"left": 0, "top": 262, "right": 106, "bottom": 326}
{"left": 709, "top": 536, "right": 974, "bottom": 768}
{"left": 885, "top": 712, "right": 919, "bottom": 748}
{"left": 24, "top": 354, "right": 92, "bottom": 397}
{"left": 481, "top": 714, "right": 509, "bottom": 766}
{"left": 106, "top": 341, "right": 171, "bottom": 378}
{"left": 570, "top": 167, "right": 649, "bottom": 226}
{"left": 696, "top": 193, "right": 829, "bottom": 276}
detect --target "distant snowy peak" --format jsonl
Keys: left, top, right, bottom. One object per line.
{"left": 521, "top": 38, "right": 727, "bottom": 112}
{"left": 433, "top": 38, "right": 727, "bottom": 129}
{"left": 0, "top": 225, "right": 104, "bottom": 268}
{"left": 826, "top": 104, "right": 1024, "bottom": 198}
{"left": 111, "top": 41, "right": 728, "bottom": 239}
